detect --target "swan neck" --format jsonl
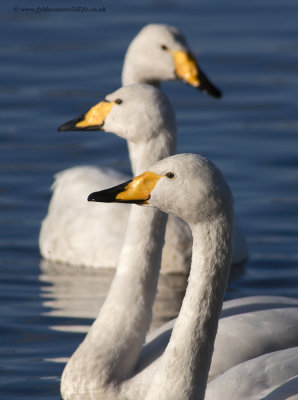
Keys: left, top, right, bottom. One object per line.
{"left": 145, "top": 215, "right": 233, "bottom": 400}
{"left": 122, "top": 53, "right": 161, "bottom": 87}
{"left": 81, "top": 205, "right": 167, "bottom": 384}
{"left": 128, "top": 131, "right": 176, "bottom": 175}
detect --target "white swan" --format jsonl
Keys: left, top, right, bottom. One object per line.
{"left": 40, "top": 84, "right": 181, "bottom": 272}
{"left": 40, "top": 24, "right": 249, "bottom": 273}
{"left": 40, "top": 80, "right": 246, "bottom": 272}
{"left": 121, "top": 24, "right": 221, "bottom": 96}
{"left": 60, "top": 154, "right": 298, "bottom": 400}
{"left": 205, "top": 348, "right": 298, "bottom": 400}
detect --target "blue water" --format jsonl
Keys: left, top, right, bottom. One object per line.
{"left": 1, "top": 0, "right": 298, "bottom": 398}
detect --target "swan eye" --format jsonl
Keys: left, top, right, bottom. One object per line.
{"left": 161, "top": 44, "right": 168, "bottom": 51}
{"left": 115, "top": 99, "right": 123, "bottom": 105}
{"left": 165, "top": 172, "right": 175, "bottom": 179}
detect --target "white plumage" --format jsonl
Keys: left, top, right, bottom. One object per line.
{"left": 40, "top": 77, "right": 246, "bottom": 272}
{"left": 61, "top": 154, "right": 298, "bottom": 400}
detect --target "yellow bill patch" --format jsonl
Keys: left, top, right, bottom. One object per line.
{"left": 116, "top": 171, "right": 163, "bottom": 204}
{"left": 76, "top": 101, "right": 115, "bottom": 128}
{"left": 171, "top": 50, "right": 200, "bottom": 87}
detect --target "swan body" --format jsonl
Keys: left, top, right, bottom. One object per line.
{"left": 61, "top": 154, "right": 298, "bottom": 400}
{"left": 205, "top": 347, "right": 298, "bottom": 400}
{"left": 40, "top": 84, "right": 185, "bottom": 272}
{"left": 40, "top": 24, "right": 247, "bottom": 272}
{"left": 136, "top": 296, "right": 298, "bottom": 385}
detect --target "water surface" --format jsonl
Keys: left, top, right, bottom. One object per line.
{"left": 1, "top": 0, "right": 298, "bottom": 398}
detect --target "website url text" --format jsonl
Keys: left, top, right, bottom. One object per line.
{"left": 13, "top": 6, "right": 106, "bottom": 14}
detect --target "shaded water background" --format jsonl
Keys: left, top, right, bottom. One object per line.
{"left": 1, "top": 0, "right": 298, "bottom": 398}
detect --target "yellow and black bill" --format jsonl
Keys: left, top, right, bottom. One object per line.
{"left": 172, "top": 50, "right": 222, "bottom": 98}
{"left": 87, "top": 179, "right": 143, "bottom": 204}
{"left": 57, "top": 113, "right": 101, "bottom": 131}
{"left": 195, "top": 65, "right": 222, "bottom": 98}
{"left": 88, "top": 171, "right": 163, "bottom": 205}
{"left": 58, "top": 101, "right": 114, "bottom": 131}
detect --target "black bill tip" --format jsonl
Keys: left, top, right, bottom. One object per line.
{"left": 198, "top": 69, "right": 222, "bottom": 99}
{"left": 58, "top": 114, "right": 103, "bottom": 132}
{"left": 88, "top": 180, "right": 133, "bottom": 203}
{"left": 58, "top": 114, "right": 84, "bottom": 131}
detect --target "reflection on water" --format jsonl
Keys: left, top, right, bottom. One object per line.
{"left": 39, "top": 260, "right": 114, "bottom": 327}
{"left": 39, "top": 258, "right": 244, "bottom": 344}
{"left": 39, "top": 260, "right": 187, "bottom": 335}
{"left": 38, "top": 258, "right": 243, "bottom": 367}
{"left": 1, "top": 0, "right": 298, "bottom": 398}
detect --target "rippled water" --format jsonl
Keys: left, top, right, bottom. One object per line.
{"left": 1, "top": 0, "right": 298, "bottom": 398}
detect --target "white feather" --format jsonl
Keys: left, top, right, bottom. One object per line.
{"left": 61, "top": 154, "right": 298, "bottom": 400}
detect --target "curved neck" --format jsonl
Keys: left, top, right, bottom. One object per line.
{"left": 90, "top": 205, "right": 167, "bottom": 384}
{"left": 63, "top": 106, "right": 176, "bottom": 393}
{"left": 77, "top": 133, "right": 174, "bottom": 386}
{"left": 122, "top": 54, "right": 161, "bottom": 87}
{"left": 145, "top": 214, "right": 233, "bottom": 400}
{"left": 94, "top": 130, "right": 175, "bottom": 381}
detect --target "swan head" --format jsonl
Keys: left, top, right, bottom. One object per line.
{"left": 88, "top": 153, "right": 233, "bottom": 226}
{"left": 122, "top": 24, "right": 221, "bottom": 98}
{"left": 57, "top": 84, "right": 176, "bottom": 144}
